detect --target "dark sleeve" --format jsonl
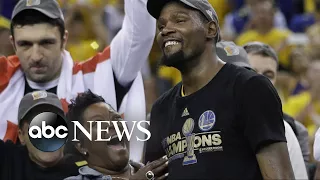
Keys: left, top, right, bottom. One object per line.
{"left": 114, "top": 72, "right": 132, "bottom": 110}
{"left": 239, "top": 76, "right": 286, "bottom": 153}
{"left": 144, "top": 103, "right": 166, "bottom": 164}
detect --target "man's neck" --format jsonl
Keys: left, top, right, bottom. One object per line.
{"left": 89, "top": 164, "right": 131, "bottom": 178}
{"left": 256, "top": 24, "right": 273, "bottom": 35}
{"left": 181, "top": 48, "right": 225, "bottom": 96}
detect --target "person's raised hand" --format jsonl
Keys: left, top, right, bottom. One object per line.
{"left": 130, "top": 156, "right": 169, "bottom": 180}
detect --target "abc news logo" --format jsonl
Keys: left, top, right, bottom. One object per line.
{"left": 28, "top": 112, "right": 150, "bottom": 152}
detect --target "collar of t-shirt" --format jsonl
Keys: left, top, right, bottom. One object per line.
{"left": 26, "top": 77, "right": 59, "bottom": 90}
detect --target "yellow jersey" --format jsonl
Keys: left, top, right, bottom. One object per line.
{"left": 236, "top": 28, "right": 292, "bottom": 68}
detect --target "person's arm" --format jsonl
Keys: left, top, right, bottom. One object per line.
{"left": 239, "top": 75, "right": 295, "bottom": 180}
{"left": 110, "top": 0, "right": 156, "bottom": 87}
{"left": 256, "top": 142, "right": 294, "bottom": 180}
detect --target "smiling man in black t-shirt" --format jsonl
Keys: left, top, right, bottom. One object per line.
{"left": 144, "top": 0, "right": 295, "bottom": 179}
{"left": 0, "top": 91, "right": 79, "bottom": 180}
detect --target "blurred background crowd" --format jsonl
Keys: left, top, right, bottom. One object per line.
{"left": 2, "top": 0, "right": 320, "bottom": 179}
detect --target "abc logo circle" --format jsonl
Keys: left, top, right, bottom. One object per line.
{"left": 28, "top": 112, "right": 68, "bottom": 152}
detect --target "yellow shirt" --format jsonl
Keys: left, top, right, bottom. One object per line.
{"left": 305, "top": 0, "right": 315, "bottom": 13}
{"left": 0, "top": 16, "right": 10, "bottom": 29}
{"left": 283, "top": 91, "right": 320, "bottom": 136}
{"left": 67, "top": 40, "right": 99, "bottom": 62}
{"left": 236, "top": 28, "right": 292, "bottom": 68}
{"left": 158, "top": 66, "right": 182, "bottom": 86}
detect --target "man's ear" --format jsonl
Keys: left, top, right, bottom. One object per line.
{"left": 62, "top": 30, "right": 68, "bottom": 49}
{"left": 9, "top": 35, "right": 17, "bottom": 51}
{"left": 18, "top": 128, "right": 26, "bottom": 145}
{"left": 75, "top": 142, "right": 88, "bottom": 156}
{"left": 206, "top": 21, "right": 218, "bottom": 40}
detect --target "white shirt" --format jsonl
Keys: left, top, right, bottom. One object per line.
{"left": 284, "top": 121, "right": 308, "bottom": 180}
{"left": 313, "top": 128, "right": 320, "bottom": 161}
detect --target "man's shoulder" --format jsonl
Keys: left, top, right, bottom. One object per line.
{"left": 0, "top": 140, "right": 28, "bottom": 162}
{"left": 225, "top": 64, "right": 261, "bottom": 85}
{"left": 0, "top": 139, "right": 21, "bottom": 151}
{"left": 227, "top": 65, "right": 277, "bottom": 99}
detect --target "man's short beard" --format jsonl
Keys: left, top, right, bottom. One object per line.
{"left": 159, "top": 47, "right": 204, "bottom": 72}
{"left": 159, "top": 50, "right": 186, "bottom": 69}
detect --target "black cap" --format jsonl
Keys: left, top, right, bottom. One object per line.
{"left": 12, "top": 0, "right": 64, "bottom": 21}
{"left": 147, "top": 0, "right": 221, "bottom": 42}
{"left": 216, "top": 41, "right": 252, "bottom": 69}
{"left": 18, "top": 91, "right": 66, "bottom": 125}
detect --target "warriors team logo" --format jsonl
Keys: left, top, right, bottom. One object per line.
{"left": 198, "top": 110, "right": 216, "bottom": 132}
{"left": 32, "top": 91, "right": 48, "bottom": 100}
{"left": 224, "top": 45, "right": 239, "bottom": 56}
{"left": 26, "top": 0, "right": 41, "bottom": 6}
{"left": 182, "top": 118, "right": 197, "bottom": 166}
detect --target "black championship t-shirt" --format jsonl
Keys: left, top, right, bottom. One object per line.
{"left": 0, "top": 140, "right": 80, "bottom": 180}
{"left": 145, "top": 63, "right": 286, "bottom": 180}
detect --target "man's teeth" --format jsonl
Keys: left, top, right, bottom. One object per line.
{"left": 165, "top": 41, "right": 179, "bottom": 47}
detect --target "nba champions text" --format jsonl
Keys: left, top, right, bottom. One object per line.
{"left": 162, "top": 131, "right": 223, "bottom": 158}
